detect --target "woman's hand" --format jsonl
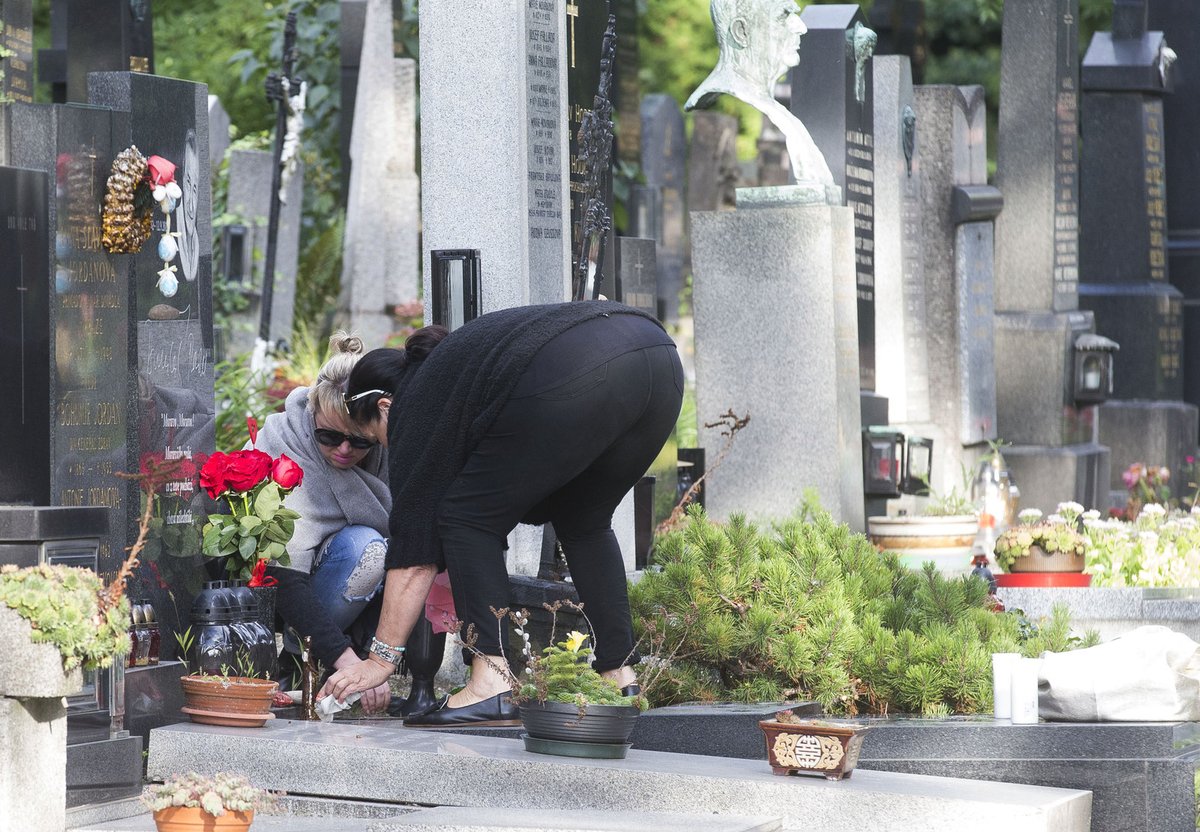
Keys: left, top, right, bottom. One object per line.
{"left": 320, "top": 652, "right": 395, "bottom": 711}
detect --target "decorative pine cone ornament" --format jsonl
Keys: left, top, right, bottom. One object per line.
{"left": 101, "top": 146, "right": 152, "bottom": 253}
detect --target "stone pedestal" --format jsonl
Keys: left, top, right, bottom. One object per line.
{"left": 1097, "top": 400, "right": 1198, "bottom": 501}
{"left": 994, "top": 310, "right": 1110, "bottom": 510}
{"left": 691, "top": 199, "right": 863, "bottom": 529}
{"left": 1002, "top": 442, "right": 1110, "bottom": 516}
{"left": 0, "top": 605, "right": 81, "bottom": 832}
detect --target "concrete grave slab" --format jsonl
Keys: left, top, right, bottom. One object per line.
{"left": 147, "top": 720, "right": 1092, "bottom": 832}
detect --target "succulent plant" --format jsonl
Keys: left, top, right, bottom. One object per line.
{"left": 143, "top": 771, "right": 268, "bottom": 817}
{"left": 0, "top": 564, "right": 130, "bottom": 670}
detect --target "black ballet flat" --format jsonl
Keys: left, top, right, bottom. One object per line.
{"left": 620, "top": 684, "right": 641, "bottom": 697}
{"left": 403, "top": 691, "right": 520, "bottom": 728}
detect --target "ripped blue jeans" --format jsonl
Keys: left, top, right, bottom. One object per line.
{"left": 283, "top": 525, "right": 387, "bottom": 655}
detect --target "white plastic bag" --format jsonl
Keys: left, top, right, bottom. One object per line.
{"left": 1039, "top": 625, "right": 1200, "bottom": 721}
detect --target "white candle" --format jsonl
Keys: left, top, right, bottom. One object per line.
{"left": 1010, "top": 657, "right": 1041, "bottom": 725}
{"left": 992, "top": 652, "right": 1020, "bottom": 719}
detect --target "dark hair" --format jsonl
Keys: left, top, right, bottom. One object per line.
{"left": 344, "top": 325, "right": 449, "bottom": 424}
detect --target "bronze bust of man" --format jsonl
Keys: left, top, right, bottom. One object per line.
{"left": 686, "top": 0, "right": 834, "bottom": 188}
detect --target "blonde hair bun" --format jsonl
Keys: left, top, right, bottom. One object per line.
{"left": 329, "top": 331, "right": 365, "bottom": 356}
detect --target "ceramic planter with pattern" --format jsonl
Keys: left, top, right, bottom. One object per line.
{"left": 758, "top": 717, "right": 871, "bottom": 780}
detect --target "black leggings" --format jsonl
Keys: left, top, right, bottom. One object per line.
{"left": 438, "top": 342, "right": 683, "bottom": 672}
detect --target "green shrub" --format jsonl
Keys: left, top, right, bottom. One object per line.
{"left": 630, "top": 506, "right": 1095, "bottom": 715}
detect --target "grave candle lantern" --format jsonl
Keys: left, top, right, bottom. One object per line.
{"left": 901, "top": 436, "right": 934, "bottom": 495}
{"left": 431, "top": 249, "right": 481, "bottom": 332}
{"left": 862, "top": 428, "right": 905, "bottom": 498}
{"left": 1072, "top": 333, "right": 1120, "bottom": 405}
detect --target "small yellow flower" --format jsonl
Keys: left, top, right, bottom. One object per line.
{"left": 564, "top": 631, "right": 588, "bottom": 652}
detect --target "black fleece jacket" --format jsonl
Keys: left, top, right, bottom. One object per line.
{"left": 383, "top": 300, "right": 661, "bottom": 571}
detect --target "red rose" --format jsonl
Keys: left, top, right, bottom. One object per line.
{"left": 145, "top": 155, "right": 176, "bottom": 187}
{"left": 271, "top": 453, "right": 303, "bottom": 490}
{"left": 199, "top": 451, "right": 231, "bottom": 499}
{"left": 223, "top": 449, "right": 272, "bottom": 492}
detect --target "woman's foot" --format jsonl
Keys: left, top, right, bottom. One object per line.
{"left": 403, "top": 690, "right": 520, "bottom": 727}
{"left": 446, "top": 654, "right": 513, "bottom": 708}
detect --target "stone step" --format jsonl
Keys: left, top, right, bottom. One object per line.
{"left": 373, "top": 807, "right": 780, "bottom": 832}
{"left": 146, "top": 720, "right": 1092, "bottom": 832}
{"left": 71, "top": 806, "right": 778, "bottom": 832}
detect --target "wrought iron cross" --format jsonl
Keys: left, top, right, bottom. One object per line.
{"left": 259, "top": 11, "right": 301, "bottom": 347}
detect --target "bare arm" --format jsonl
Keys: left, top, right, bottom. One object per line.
{"left": 317, "top": 564, "right": 439, "bottom": 703}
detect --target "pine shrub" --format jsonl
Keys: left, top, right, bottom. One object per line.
{"left": 630, "top": 506, "right": 1096, "bottom": 715}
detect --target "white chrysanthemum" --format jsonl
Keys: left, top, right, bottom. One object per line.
{"left": 1140, "top": 503, "right": 1167, "bottom": 519}
{"left": 1018, "top": 508, "right": 1043, "bottom": 524}
{"left": 1057, "top": 501, "right": 1085, "bottom": 515}
{"left": 1082, "top": 509, "right": 1101, "bottom": 521}
{"left": 1046, "top": 513, "right": 1066, "bottom": 525}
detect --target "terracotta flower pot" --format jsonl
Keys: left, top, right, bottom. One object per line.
{"left": 180, "top": 676, "right": 277, "bottom": 727}
{"left": 1006, "top": 544, "right": 1086, "bottom": 573}
{"left": 152, "top": 806, "right": 254, "bottom": 832}
{"left": 759, "top": 718, "right": 871, "bottom": 780}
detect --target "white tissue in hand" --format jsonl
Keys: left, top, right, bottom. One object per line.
{"left": 316, "top": 692, "right": 361, "bottom": 723}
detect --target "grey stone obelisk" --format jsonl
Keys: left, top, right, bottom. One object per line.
{"left": 993, "top": 0, "right": 1109, "bottom": 511}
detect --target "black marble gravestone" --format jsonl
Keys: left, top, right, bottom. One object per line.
{"left": 1, "top": 0, "right": 33, "bottom": 104}
{"left": 1078, "top": 0, "right": 1183, "bottom": 401}
{"left": 1148, "top": 0, "right": 1200, "bottom": 409}
{"left": 88, "top": 72, "right": 215, "bottom": 638}
{"left": 791, "top": 4, "right": 877, "bottom": 392}
{"left": 65, "top": 0, "right": 153, "bottom": 104}
{"left": 5, "top": 103, "right": 137, "bottom": 578}
{"left": 36, "top": 0, "right": 68, "bottom": 102}
{"left": 0, "top": 166, "right": 50, "bottom": 504}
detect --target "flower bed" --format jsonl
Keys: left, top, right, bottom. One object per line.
{"left": 1084, "top": 503, "right": 1200, "bottom": 588}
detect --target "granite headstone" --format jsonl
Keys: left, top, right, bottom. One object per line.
{"left": 613, "top": 0, "right": 640, "bottom": 165}
{"left": 872, "top": 56, "right": 927, "bottom": 426}
{"left": 993, "top": 0, "right": 1109, "bottom": 511}
{"left": 1, "top": 0, "right": 33, "bottom": 105}
{"left": 639, "top": 93, "right": 687, "bottom": 321}
{"left": 421, "top": 0, "right": 571, "bottom": 314}
{"left": 341, "top": 0, "right": 420, "bottom": 346}
{"left": 791, "top": 4, "right": 877, "bottom": 392}
{"left": 687, "top": 110, "right": 739, "bottom": 214}
{"left": 35, "top": 0, "right": 67, "bottom": 103}
{"left": 89, "top": 70, "right": 215, "bottom": 629}
{"left": 4, "top": 102, "right": 137, "bottom": 577}
{"left": 223, "top": 148, "right": 303, "bottom": 358}
{"left": 66, "top": 0, "right": 153, "bottom": 104}
{"left": 207, "top": 95, "right": 231, "bottom": 174}
{"left": 613, "top": 235, "right": 657, "bottom": 318}
{"left": 0, "top": 165, "right": 50, "bottom": 505}
{"left": 1078, "top": 1, "right": 1183, "bottom": 401}
{"left": 339, "top": 0, "right": 367, "bottom": 200}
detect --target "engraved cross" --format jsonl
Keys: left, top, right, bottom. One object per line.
{"left": 567, "top": 2, "right": 579, "bottom": 68}
{"left": 16, "top": 255, "right": 27, "bottom": 423}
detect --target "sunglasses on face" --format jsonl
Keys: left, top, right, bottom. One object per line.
{"left": 313, "top": 428, "right": 377, "bottom": 450}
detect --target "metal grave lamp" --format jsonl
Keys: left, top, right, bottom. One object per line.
{"left": 1073, "top": 333, "right": 1119, "bottom": 405}
{"left": 862, "top": 428, "right": 905, "bottom": 498}
{"left": 430, "top": 249, "right": 481, "bottom": 331}
{"left": 902, "top": 435, "right": 934, "bottom": 495}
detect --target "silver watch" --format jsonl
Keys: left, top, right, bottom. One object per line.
{"left": 369, "top": 636, "right": 405, "bottom": 668}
